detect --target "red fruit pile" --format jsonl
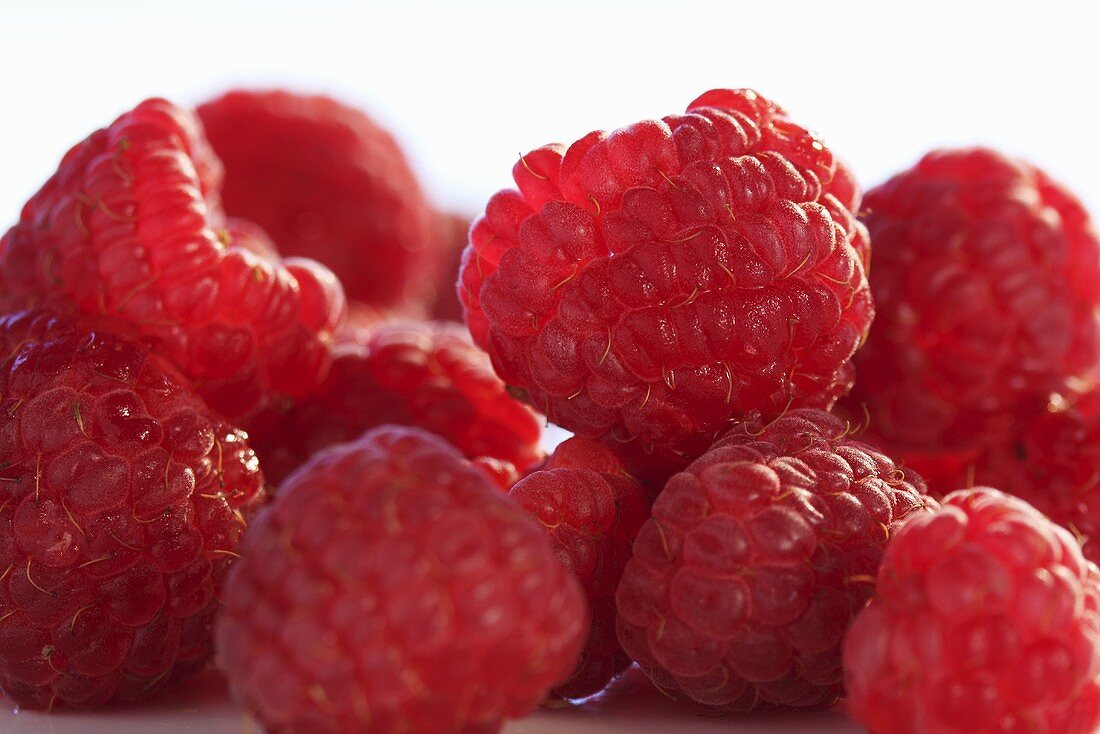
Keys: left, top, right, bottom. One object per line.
{"left": 1, "top": 82, "right": 1098, "bottom": 734}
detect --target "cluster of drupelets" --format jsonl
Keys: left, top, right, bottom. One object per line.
{"left": 0, "top": 87, "right": 1099, "bottom": 734}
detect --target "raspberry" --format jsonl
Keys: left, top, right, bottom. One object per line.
{"left": 0, "top": 309, "right": 264, "bottom": 708}
{"left": 845, "top": 488, "right": 1100, "bottom": 734}
{"left": 247, "top": 320, "right": 543, "bottom": 485}
{"left": 430, "top": 212, "right": 473, "bottom": 322}
{"left": 914, "top": 393, "right": 1100, "bottom": 567}
{"left": 217, "top": 426, "right": 588, "bottom": 734}
{"left": 197, "top": 89, "right": 439, "bottom": 310}
{"left": 614, "top": 409, "right": 930, "bottom": 710}
{"left": 0, "top": 98, "right": 347, "bottom": 421}
{"left": 460, "top": 88, "right": 872, "bottom": 463}
{"left": 845, "top": 147, "right": 1100, "bottom": 455}
{"left": 509, "top": 437, "right": 649, "bottom": 698}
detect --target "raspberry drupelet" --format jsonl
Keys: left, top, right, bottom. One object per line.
{"left": 0, "top": 309, "right": 264, "bottom": 708}
{"left": 197, "top": 89, "right": 440, "bottom": 311}
{"left": 845, "top": 488, "right": 1100, "bottom": 734}
{"left": 246, "top": 320, "right": 543, "bottom": 486}
{"left": 0, "top": 98, "right": 347, "bottom": 422}
{"left": 461, "top": 88, "right": 872, "bottom": 465}
{"left": 510, "top": 437, "right": 650, "bottom": 698}
{"left": 845, "top": 147, "right": 1100, "bottom": 457}
{"left": 217, "top": 426, "right": 588, "bottom": 734}
{"left": 615, "top": 409, "right": 931, "bottom": 710}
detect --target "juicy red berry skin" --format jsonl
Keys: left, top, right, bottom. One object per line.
{"left": 197, "top": 89, "right": 439, "bottom": 310}
{"left": 509, "top": 437, "right": 650, "bottom": 698}
{"left": 845, "top": 488, "right": 1100, "bottom": 734}
{"left": 247, "top": 320, "right": 543, "bottom": 486}
{"left": 917, "top": 393, "right": 1100, "bottom": 567}
{"left": 846, "top": 148, "right": 1100, "bottom": 455}
{"left": 615, "top": 409, "right": 931, "bottom": 710}
{"left": 217, "top": 426, "right": 588, "bottom": 734}
{"left": 0, "top": 98, "right": 346, "bottom": 422}
{"left": 430, "top": 212, "right": 473, "bottom": 322}
{"left": 0, "top": 310, "right": 264, "bottom": 709}
{"left": 460, "top": 88, "right": 872, "bottom": 463}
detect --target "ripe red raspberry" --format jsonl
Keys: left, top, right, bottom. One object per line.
{"left": 615, "top": 409, "right": 931, "bottom": 710}
{"left": 911, "top": 393, "right": 1100, "bottom": 567}
{"left": 460, "top": 88, "right": 872, "bottom": 463}
{"left": 0, "top": 309, "right": 264, "bottom": 709}
{"left": 845, "top": 488, "right": 1100, "bottom": 734}
{"left": 197, "top": 89, "right": 439, "bottom": 310}
{"left": 0, "top": 98, "right": 347, "bottom": 422}
{"left": 509, "top": 437, "right": 649, "bottom": 698}
{"left": 247, "top": 320, "right": 544, "bottom": 485}
{"left": 845, "top": 147, "right": 1100, "bottom": 455}
{"left": 429, "top": 212, "right": 473, "bottom": 322}
{"left": 217, "top": 426, "right": 588, "bottom": 734}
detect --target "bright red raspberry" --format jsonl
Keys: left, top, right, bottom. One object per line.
{"left": 0, "top": 309, "right": 264, "bottom": 708}
{"left": 460, "top": 88, "right": 872, "bottom": 463}
{"left": 247, "top": 320, "right": 544, "bottom": 485}
{"left": 509, "top": 437, "right": 649, "bottom": 698}
{"left": 615, "top": 409, "right": 930, "bottom": 710}
{"left": 197, "top": 89, "right": 439, "bottom": 310}
{"left": 845, "top": 488, "right": 1100, "bottom": 734}
{"left": 0, "top": 98, "right": 347, "bottom": 422}
{"left": 217, "top": 426, "right": 588, "bottom": 734}
{"left": 845, "top": 148, "right": 1100, "bottom": 455}
{"left": 430, "top": 212, "right": 472, "bottom": 322}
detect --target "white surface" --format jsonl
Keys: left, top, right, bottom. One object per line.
{"left": 0, "top": 669, "right": 862, "bottom": 733}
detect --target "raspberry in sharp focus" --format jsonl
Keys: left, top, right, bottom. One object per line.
{"left": 216, "top": 425, "right": 588, "bottom": 734}
{"left": 509, "top": 437, "right": 650, "bottom": 699}
{"left": 246, "top": 320, "right": 544, "bottom": 486}
{"left": 197, "top": 89, "right": 440, "bottom": 311}
{"left": 844, "top": 487, "right": 1100, "bottom": 734}
{"left": 615, "top": 409, "right": 932, "bottom": 710}
{"left": 460, "top": 88, "right": 872, "bottom": 464}
{"left": 0, "top": 98, "right": 347, "bottom": 422}
{"left": 0, "top": 309, "right": 264, "bottom": 709}
{"left": 844, "top": 147, "right": 1100, "bottom": 456}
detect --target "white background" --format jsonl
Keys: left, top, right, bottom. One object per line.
{"left": 0, "top": 1, "right": 1097, "bottom": 731}
{"left": 1, "top": 0, "right": 1098, "bottom": 226}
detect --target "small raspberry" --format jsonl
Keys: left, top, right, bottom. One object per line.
{"left": 615, "top": 409, "right": 930, "bottom": 710}
{"left": 460, "top": 88, "right": 872, "bottom": 463}
{"left": 247, "top": 320, "right": 544, "bottom": 485}
{"left": 217, "top": 426, "right": 588, "bottom": 734}
{"left": 0, "top": 98, "right": 347, "bottom": 421}
{"left": 430, "top": 212, "right": 472, "bottom": 322}
{"left": 509, "top": 437, "right": 649, "bottom": 698}
{"left": 0, "top": 309, "right": 264, "bottom": 708}
{"left": 197, "top": 89, "right": 439, "bottom": 310}
{"left": 845, "top": 488, "right": 1100, "bottom": 734}
{"left": 845, "top": 147, "right": 1100, "bottom": 454}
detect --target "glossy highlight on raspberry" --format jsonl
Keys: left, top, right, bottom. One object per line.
{"left": 461, "top": 88, "right": 872, "bottom": 463}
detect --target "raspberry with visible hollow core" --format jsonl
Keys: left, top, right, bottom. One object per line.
{"left": 0, "top": 309, "right": 264, "bottom": 708}
{"left": 615, "top": 409, "right": 931, "bottom": 710}
{"left": 217, "top": 426, "right": 588, "bottom": 734}
{"left": 461, "top": 88, "right": 872, "bottom": 464}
